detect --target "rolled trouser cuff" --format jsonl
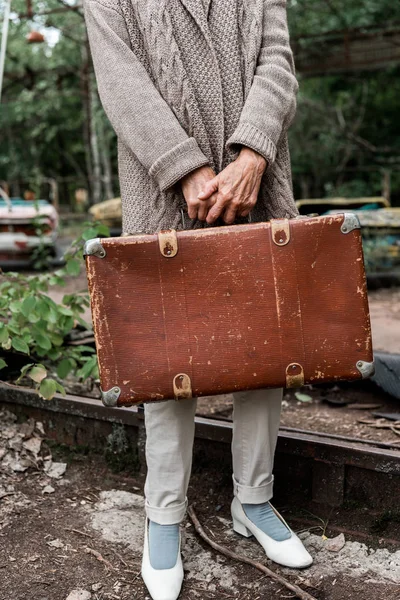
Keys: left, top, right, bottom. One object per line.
{"left": 233, "top": 475, "right": 274, "bottom": 504}
{"left": 145, "top": 498, "right": 187, "bottom": 525}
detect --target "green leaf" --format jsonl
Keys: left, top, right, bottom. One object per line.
{"left": 0, "top": 358, "right": 7, "bottom": 370}
{"left": 56, "top": 358, "right": 73, "bottom": 379}
{"left": 295, "top": 392, "right": 313, "bottom": 403}
{"left": 2, "top": 338, "right": 12, "bottom": 350}
{"left": 66, "top": 258, "right": 81, "bottom": 277}
{"left": 21, "top": 295, "right": 37, "bottom": 318}
{"left": 50, "top": 333, "right": 64, "bottom": 347}
{"left": 61, "top": 316, "right": 74, "bottom": 333}
{"left": 39, "top": 378, "right": 58, "bottom": 400}
{"left": 0, "top": 327, "right": 9, "bottom": 344}
{"left": 9, "top": 301, "right": 22, "bottom": 314}
{"left": 75, "top": 345, "right": 96, "bottom": 354}
{"left": 27, "top": 311, "right": 40, "bottom": 323}
{"left": 55, "top": 381, "right": 66, "bottom": 396}
{"left": 35, "top": 347, "right": 48, "bottom": 358}
{"left": 15, "top": 362, "right": 35, "bottom": 383}
{"left": 78, "top": 355, "right": 98, "bottom": 381}
{"left": 11, "top": 338, "right": 30, "bottom": 354}
{"left": 48, "top": 308, "right": 59, "bottom": 324}
{"left": 49, "top": 276, "right": 65, "bottom": 286}
{"left": 29, "top": 364, "right": 47, "bottom": 384}
{"left": 76, "top": 316, "right": 91, "bottom": 330}
{"left": 96, "top": 223, "right": 110, "bottom": 237}
{"left": 33, "top": 332, "right": 52, "bottom": 351}
{"left": 82, "top": 227, "right": 99, "bottom": 241}
{"left": 58, "top": 306, "right": 74, "bottom": 317}
{"left": 36, "top": 300, "right": 50, "bottom": 320}
{"left": 47, "top": 348, "right": 61, "bottom": 361}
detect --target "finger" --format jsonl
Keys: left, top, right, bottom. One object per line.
{"left": 239, "top": 197, "right": 257, "bottom": 218}
{"left": 222, "top": 204, "right": 238, "bottom": 225}
{"left": 238, "top": 204, "right": 253, "bottom": 218}
{"left": 198, "top": 177, "right": 219, "bottom": 200}
{"left": 197, "top": 196, "right": 215, "bottom": 222}
{"left": 187, "top": 201, "right": 199, "bottom": 220}
{"left": 206, "top": 199, "right": 226, "bottom": 224}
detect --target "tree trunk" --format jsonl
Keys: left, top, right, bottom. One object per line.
{"left": 382, "top": 169, "right": 391, "bottom": 205}
{"left": 80, "top": 32, "right": 95, "bottom": 204}
{"left": 89, "top": 74, "right": 103, "bottom": 204}
{"left": 91, "top": 84, "right": 114, "bottom": 201}
{"left": 300, "top": 176, "right": 310, "bottom": 199}
{"left": 98, "top": 112, "right": 115, "bottom": 200}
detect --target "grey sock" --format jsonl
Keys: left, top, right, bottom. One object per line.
{"left": 148, "top": 521, "right": 180, "bottom": 570}
{"left": 243, "top": 502, "right": 291, "bottom": 541}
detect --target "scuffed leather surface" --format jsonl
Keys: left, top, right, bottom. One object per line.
{"left": 85, "top": 215, "right": 373, "bottom": 405}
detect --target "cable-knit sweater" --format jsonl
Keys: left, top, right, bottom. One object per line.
{"left": 83, "top": 0, "right": 299, "bottom": 234}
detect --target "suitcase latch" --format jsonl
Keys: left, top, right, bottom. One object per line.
{"left": 173, "top": 373, "right": 192, "bottom": 399}
{"left": 271, "top": 219, "right": 291, "bottom": 246}
{"left": 285, "top": 363, "right": 304, "bottom": 387}
{"left": 158, "top": 229, "right": 178, "bottom": 257}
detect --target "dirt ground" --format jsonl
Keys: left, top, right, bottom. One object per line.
{"left": 197, "top": 381, "right": 400, "bottom": 445}
{"left": 369, "top": 287, "right": 400, "bottom": 353}
{"left": 1, "top": 408, "right": 400, "bottom": 600}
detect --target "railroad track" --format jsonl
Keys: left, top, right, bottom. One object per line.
{"left": 1, "top": 383, "right": 399, "bottom": 510}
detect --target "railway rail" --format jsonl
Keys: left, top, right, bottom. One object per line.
{"left": 1, "top": 383, "right": 399, "bottom": 511}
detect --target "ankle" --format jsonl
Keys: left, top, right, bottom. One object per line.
{"left": 242, "top": 501, "right": 291, "bottom": 542}
{"left": 148, "top": 521, "right": 180, "bottom": 570}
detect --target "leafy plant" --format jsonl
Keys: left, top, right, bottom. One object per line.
{"left": 0, "top": 221, "right": 109, "bottom": 399}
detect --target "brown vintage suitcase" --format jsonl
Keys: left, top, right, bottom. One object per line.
{"left": 84, "top": 213, "right": 374, "bottom": 407}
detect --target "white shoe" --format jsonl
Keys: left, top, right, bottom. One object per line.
{"left": 231, "top": 497, "right": 313, "bottom": 569}
{"left": 141, "top": 519, "right": 184, "bottom": 600}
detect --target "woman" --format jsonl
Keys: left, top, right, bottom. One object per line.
{"left": 84, "top": 1, "right": 312, "bottom": 598}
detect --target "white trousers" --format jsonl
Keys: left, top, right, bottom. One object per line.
{"left": 144, "top": 387, "right": 283, "bottom": 525}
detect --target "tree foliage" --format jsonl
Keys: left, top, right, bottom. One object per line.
{"left": 288, "top": 0, "right": 400, "bottom": 201}
{"left": 0, "top": 0, "right": 399, "bottom": 205}
{"left": 1, "top": 0, "right": 116, "bottom": 204}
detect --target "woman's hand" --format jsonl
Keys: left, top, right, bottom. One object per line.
{"left": 198, "top": 148, "right": 267, "bottom": 225}
{"left": 181, "top": 166, "right": 217, "bottom": 221}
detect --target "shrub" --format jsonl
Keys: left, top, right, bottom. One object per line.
{"left": 0, "top": 221, "right": 109, "bottom": 399}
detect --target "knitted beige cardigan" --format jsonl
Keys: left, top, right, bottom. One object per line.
{"left": 84, "top": 0, "right": 299, "bottom": 234}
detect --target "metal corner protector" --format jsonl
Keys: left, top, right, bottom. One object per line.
{"left": 341, "top": 213, "right": 361, "bottom": 234}
{"left": 356, "top": 360, "right": 375, "bottom": 379}
{"left": 83, "top": 238, "right": 106, "bottom": 259}
{"left": 101, "top": 386, "right": 121, "bottom": 407}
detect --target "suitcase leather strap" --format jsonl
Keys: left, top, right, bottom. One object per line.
{"left": 157, "top": 231, "right": 194, "bottom": 399}
{"left": 269, "top": 219, "right": 306, "bottom": 387}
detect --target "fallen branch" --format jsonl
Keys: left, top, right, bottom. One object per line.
{"left": 84, "top": 546, "right": 116, "bottom": 571}
{"left": 111, "top": 549, "right": 129, "bottom": 568}
{"left": 65, "top": 528, "right": 93, "bottom": 539}
{"left": 187, "top": 505, "right": 317, "bottom": 600}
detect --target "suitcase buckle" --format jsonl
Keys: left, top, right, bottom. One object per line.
{"left": 158, "top": 230, "right": 179, "bottom": 257}
{"left": 271, "top": 219, "right": 291, "bottom": 246}
{"left": 173, "top": 373, "right": 192, "bottom": 399}
{"left": 285, "top": 363, "right": 304, "bottom": 387}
